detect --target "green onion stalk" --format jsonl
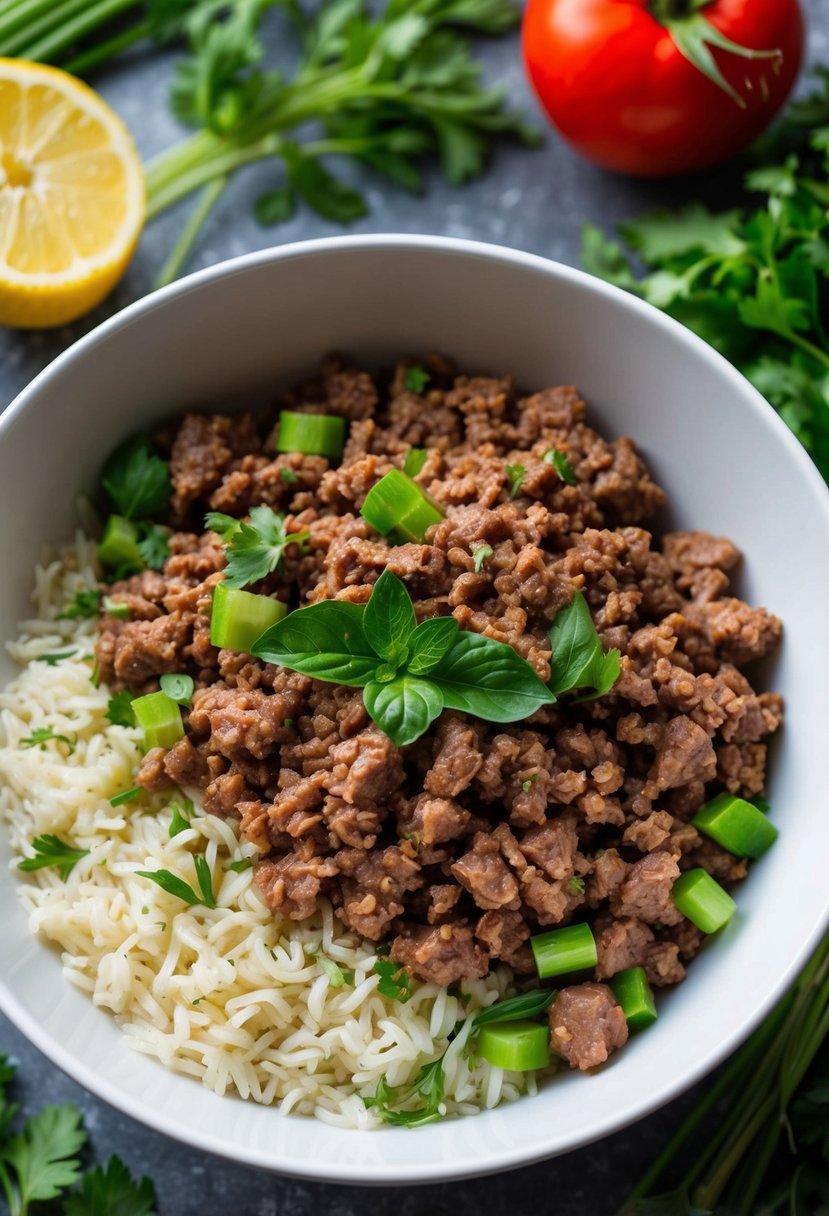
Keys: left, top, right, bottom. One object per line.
{"left": 0, "top": 0, "right": 148, "bottom": 75}
{"left": 621, "top": 930, "right": 829, "bottom": 1215}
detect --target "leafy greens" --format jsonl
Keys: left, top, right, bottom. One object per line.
{"left": 252, "top": 568, "right": 555, "bottom": 746}
{"left": 582, "top": 71, "right": 829, "bottom": 482}
{"left": 208, "top": 505, "right": 309, "bottom": 589}
{"left": 548, "top": 591, "right": 621, "bottom": 700}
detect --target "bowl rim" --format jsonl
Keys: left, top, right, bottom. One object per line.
{"left": 2, "top": 232, "right": 829, "bottom": 1184}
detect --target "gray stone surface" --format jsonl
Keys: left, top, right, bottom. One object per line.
{"left": 0, "top": 5, "right": 825, "bottom": 1213}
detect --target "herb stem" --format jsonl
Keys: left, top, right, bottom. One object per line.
{"left": 154, "top": 175, "right": 228, "bottom": 289}
{"left": 11, "top": 0, "right": 138, "bottom": 60}
{"left": 63, "top": 16, "right": 149, "bottom": 75}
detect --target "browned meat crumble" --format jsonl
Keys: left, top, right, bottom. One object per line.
{"left": 97, "top": 353, "right": 783, "bottom": 1072}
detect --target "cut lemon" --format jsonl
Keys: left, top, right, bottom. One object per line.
{"left": 0, "top": 59, "right": 145, "bottom": 329}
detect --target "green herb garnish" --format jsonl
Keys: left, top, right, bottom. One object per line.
{"left": 374, "top": 956, "right": 412, "bottom": 1003}
{"left": 252, "top": 569, "right": 555, "bottom": 747}
{"left": 521, "top": 774, "right": 539, "bottom": 793}
{"left": 280, "top": 467, "right": 299, "bottom": 485}
{"left": 136, "top": 524, "right": 171, "bottom": 571}
{"left": 568, "top": 876, "right": 586, "bottom": 895}
{"left": 472, "top": 543, "right": 493, "bottom": 573}
{"left": 136, "top": 857, "right": 216, "bottom": 908}
{"left": 0, "top": 1052, "right": 155, "bottom": 1215}
{"left": 582, "top": 74, "right": 829, "bottom": 481}
{"left": 101, "top": 434, "right": 171, "bottom": 522}
{"left": 109, "top": 786, "right": 142, "bottom": 807}
{"left": 106, "top": 691, "right": 135, "bottom": 727}
{"left": 58, "top": 589, "right": 101, "bottom": 620}
{"left": 227, "top": 858, "right": 252, "bottom": 873}
{"left": 471, "top": 990, "right": 555, "bottom": 1028}
{"left": 404, "top": 365, "right": 431, "bottom": 394}
{"left": 317, "top": 954, "right": 354, "bottom": 988}
{"left": 168, "top": 802, "right": 192, "bottom": 838}
{"left": 18, "top": 834, "right": 88, "bottom": 880}
{"left": 548, "top": 591, "right": 621, "bottom": 700}
{"left": 37, "top": 650, "right": 76, "bottom": 666}
{"left": 543, "top": 448, "right": 577, "bottom": 485}
{"left": 505, "top": 463, "right": 527, "bottom": 499}
{"left": 209, "top": 505, "right": 310, "bottom": 590}
{"left": 364, "top": 1057, "right": 445, "bottom": 1128}
{"left": 159, "top": 673, "right": 195, "bottom": 707}
{"left": 20, "top": 728, "right": 76, "bottom": 755}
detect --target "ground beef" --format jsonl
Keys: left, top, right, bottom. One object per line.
{"left": 549, "top": 983, "right": 629, "bottom": 1070}
{"left": 98, "top": 355, "right": 783, "bottom": 1073}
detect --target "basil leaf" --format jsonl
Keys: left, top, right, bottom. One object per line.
{"left": 253, "top": 600, "right": 379, "bottom": 686}
{"left": 364, "top": 570, "right": 417, "bottom": 663}
{"left": 549, "top": 591, "right": 621, "bottom": 699}
{"left": 429, "top": 631, "right": 555, "bottom": 721}
{"left": 407, "top": 617, "right": 459, "bottom": 676}
{"left": 364, "top": 676, "right": 443, "bottom": 747}
{"left": 472, "top": 989, "right": 555, "bottom": 1028}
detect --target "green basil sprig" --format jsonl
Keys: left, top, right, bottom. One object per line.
{"left": 253, "top": 570, "right": 555, "bottom": 747}
{"left": 548, "top": 591, "right": 621, "bottom": 699}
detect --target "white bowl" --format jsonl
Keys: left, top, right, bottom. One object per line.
{"left": 1, "top": 235, "right": 828, "bottom": 1184}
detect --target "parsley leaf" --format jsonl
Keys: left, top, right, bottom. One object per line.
{"left": 548, "top": 591, "right": 621, "bottom": 700}
{"left": 364, "top": 1057, "right": 445, "bottom": 1127}
{"left": 227, "top": 857, "right": 252, "bottom": 873}
{"left": 582, "top": 82, "right": 829, "bottom": 482}
{"left": 374, "top": 957, "right": 412, "bottom": 1002}
{"left": 136, "top": 524, "right": 171, "bottom": 571}
{"left": 168, "top": 802, "right": 192, "bottom": 838}
{"left": 404, "top": 365, "right": 431, "bottom": 393}
{"left": 106, "top": 691, "right": 135, "bottom": 727}
{"left": 18, "top": 835, "right": 88, "bottom": 880}
{"left": 1, "top": 1104, "right": 85, "bottom": 1208}
{"left": 205, "top": 511, "right": 242, "bottom": 541}
{"left": 58, "top": 588, "right": 101, "bottom": 620}
{"left": 37, "top": 650, "right": 76, "bottom": 666}
{"left": 101, "top": 435, "right": 171, "bottom": 522}
{"left": 213, "top": 505, "right": 309, "bottom": 589}
{"left": 505, "top": 462, "right": 527, "bottom": 499}
{"left": 20, "top": 727, "right": 76, "bottom": 754}
{"left": 63, "top": 1155, "right": 157, "bottom": 1216}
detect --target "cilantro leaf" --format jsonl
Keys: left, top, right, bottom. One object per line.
{"left": 543, "top": 448, "right": 577, "bottom": 485}
{"left": 20, "top": 727, "right": 76, "bottom": 754}
{"left": 136, "top": 524, "right": 171, "bottom": 571}
{"left": 106, "top": 691, "right": 135, "bottom": 727}
{"left": 215, "top": 505, "right": 309, "bottom": 589}
{"left": 101, "top": 435, "right": 171, "bottom": 522}
{"left": 18, "top": 835, "right": 88, "bottom": 880}
{"left": 619, "top": 203, "right": 746, "bottom": 261}
{"left": 1, "top": 1104, "right": 85, "bottom": 1206}
{"left": 58, "top": 589, "right": 101, "bottom": 620}
{"left": 137, "top": 860, "right": 216, "bottom": 908}
{"left": 283, "top": 143, "right": 368, "bottom": 224}
{"left": 364, "top": 1057, "right": 445, "bottom": 1127}
{"left": 374, "top": 957, "right": 412, "bottom": 1002}
{"left": 63, "top": 1155, "right": 157, "bottom": 1216}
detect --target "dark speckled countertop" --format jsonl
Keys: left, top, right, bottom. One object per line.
{"left": 0, "top": 5, "right": 825, "bottom": 1212}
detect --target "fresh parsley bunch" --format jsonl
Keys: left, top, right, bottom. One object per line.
{"left": 0, "top": 1055, "right": 155, "bottom": 1216}
{"left": 145, "top": 0, "right": 536, "bottom": 281}
{"left": 583, "top": 70, "right": 829, "bottom": 482}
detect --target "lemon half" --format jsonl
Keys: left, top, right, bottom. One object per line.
{"left": 0, "top": 59, "right": 145, "bottom": 329}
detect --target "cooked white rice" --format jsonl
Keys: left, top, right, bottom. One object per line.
{"left": 0, "top": 535, "right": 541, "bottom": 1126}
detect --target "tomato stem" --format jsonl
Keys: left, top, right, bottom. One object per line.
{"left": 647, "top": 2, "right": 783, "bottom": 107}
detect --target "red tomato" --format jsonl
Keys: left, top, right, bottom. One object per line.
{"left": 522, "top": 0, "right": 804, "bottom": 176}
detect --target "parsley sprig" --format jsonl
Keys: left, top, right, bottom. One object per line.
{"left": 206, "top": 506, "right": 309, "bottom": 589}
{"left": 0, "top": 1053, "right": 155, "bottom": 1216}
{"left": 365, "top": 989, "right": 554, "bottom": 1126}
{"left": 58, "top": 588, "right": 101, "bottom": 621}
{"left": 142, "top": 0, "right": 537, "bottom": 280}
{"left": 136, "top": 856, "right": 217, "bottom": 908}
{"left": 252, "top": 569, "right": 555, "bottom": 746}
{"left": 583, "top": 71, "right": 829, "bottom": 481}
{"left": 20, "top": 728, "right": 76, "bottom": 755}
